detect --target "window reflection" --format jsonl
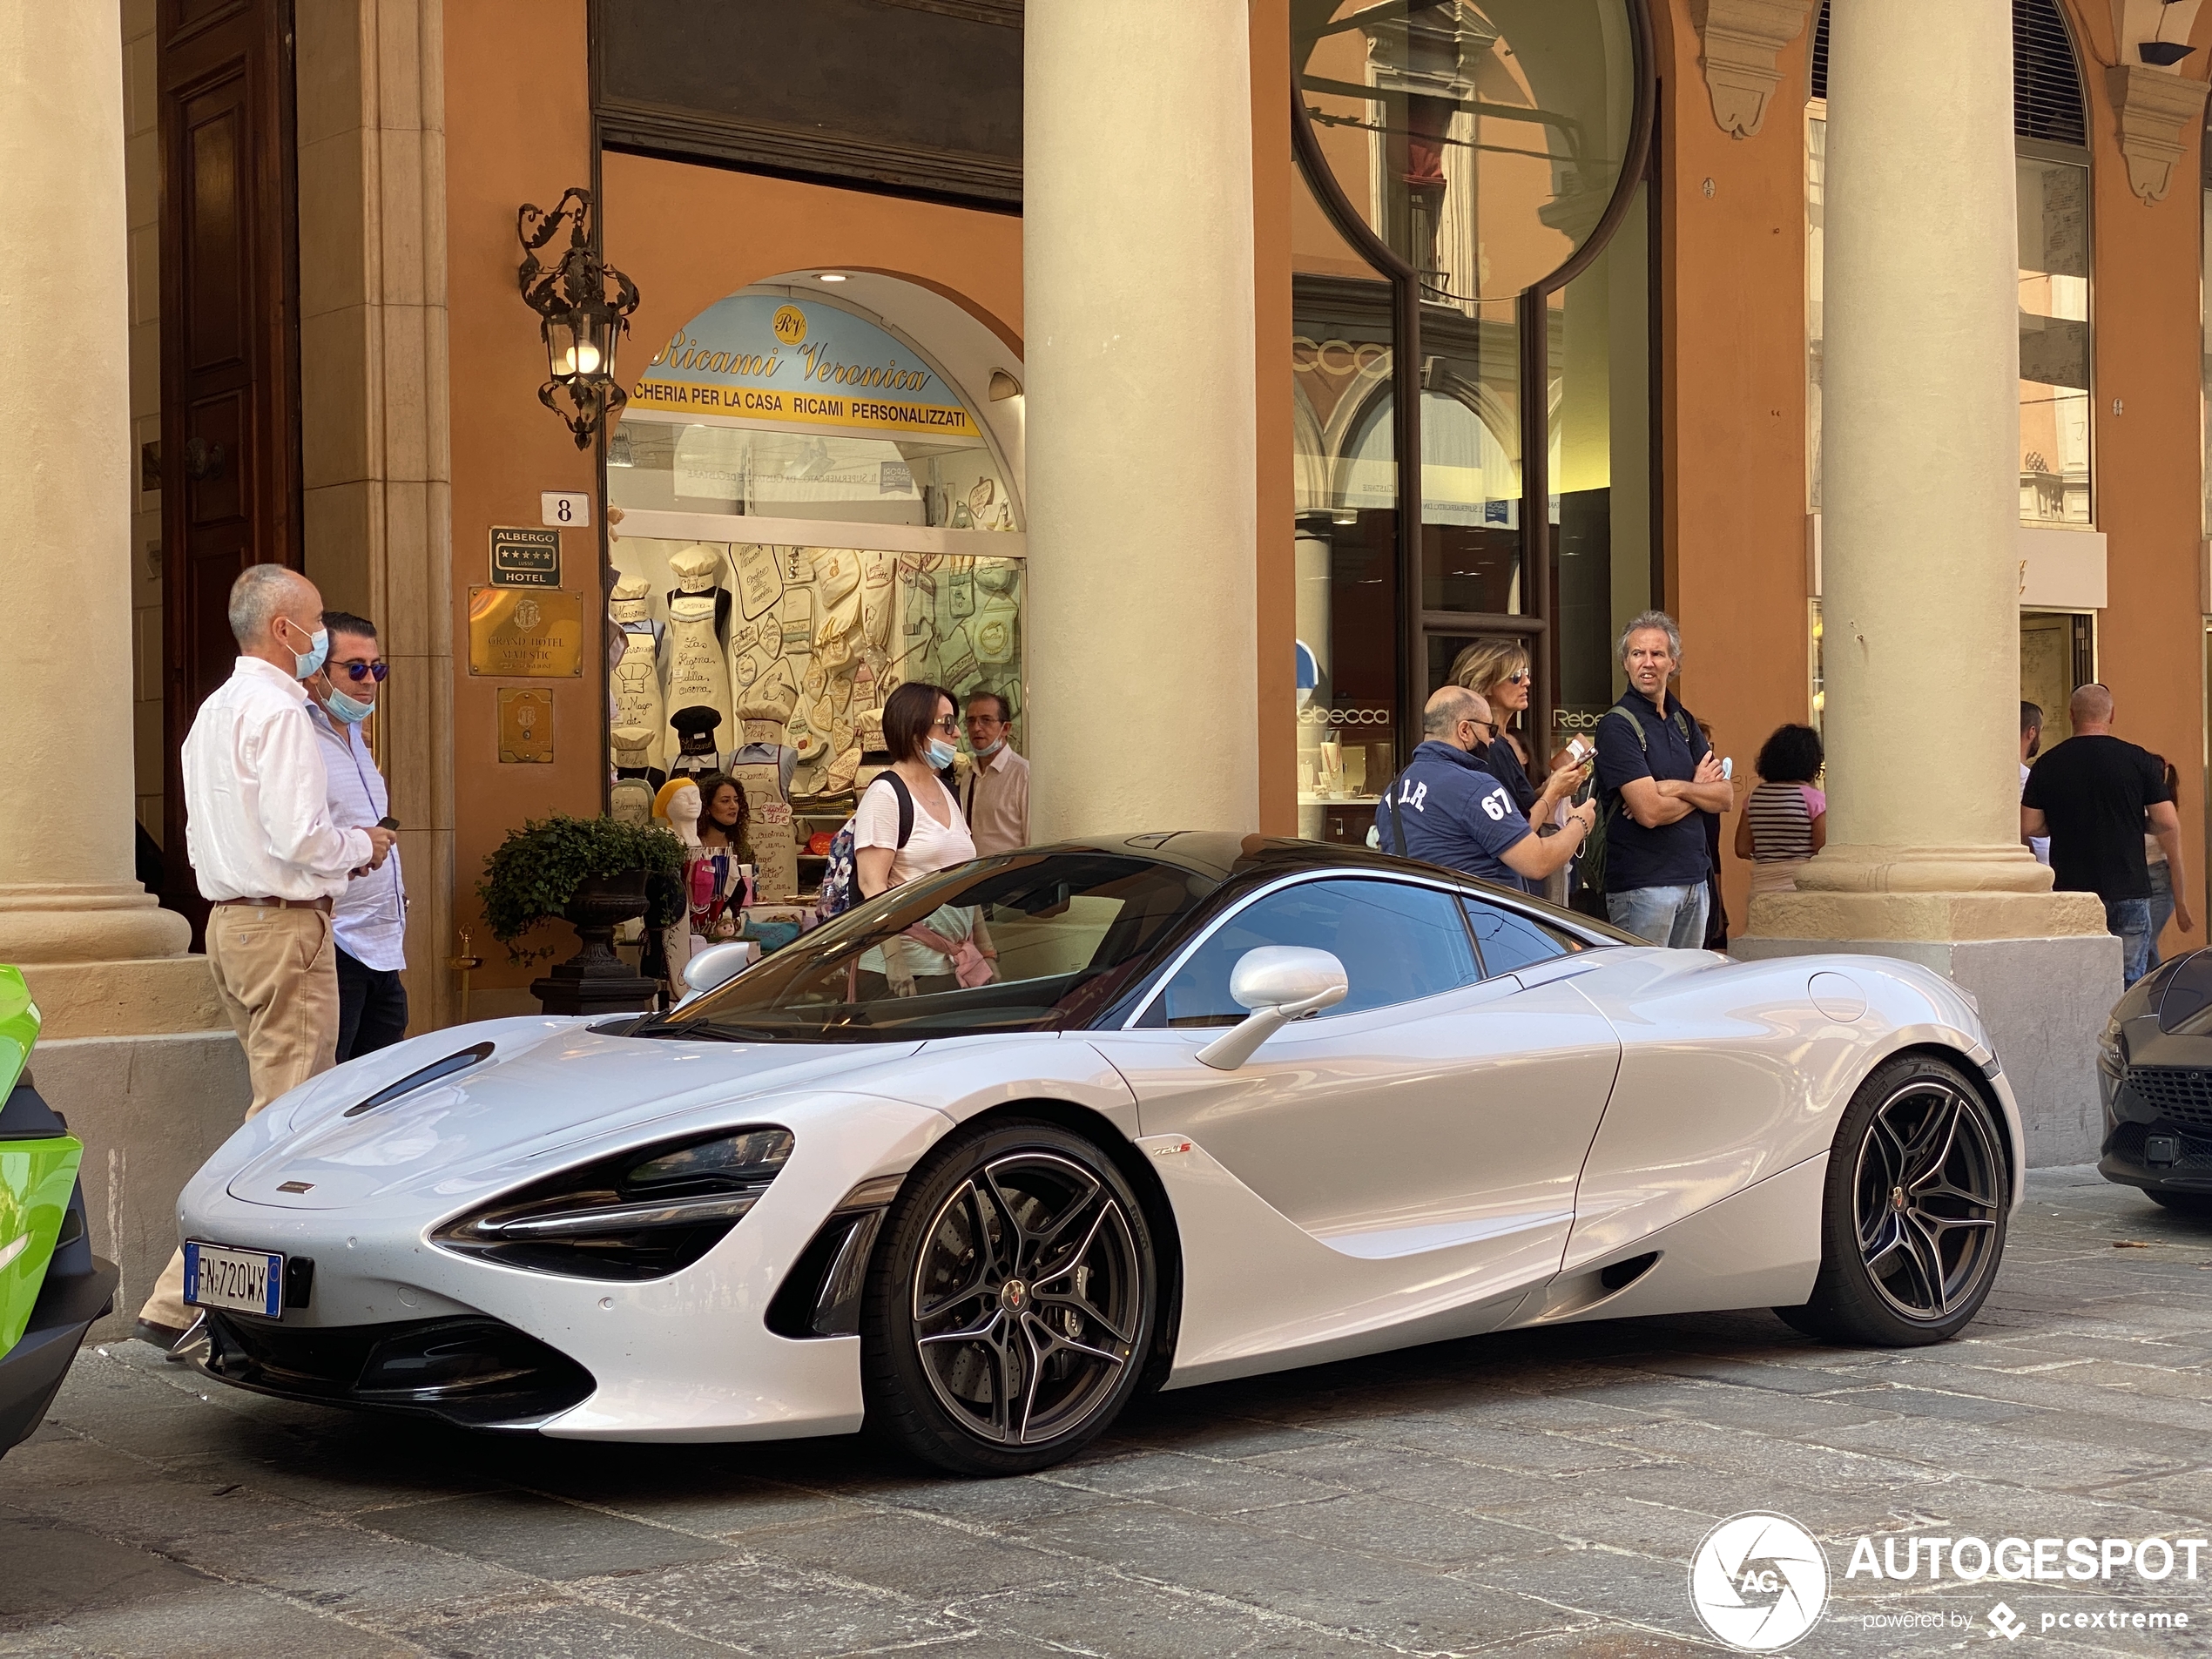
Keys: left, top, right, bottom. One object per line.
{"left": 2018, "top": 154, "right": 2090, "bottom": 526}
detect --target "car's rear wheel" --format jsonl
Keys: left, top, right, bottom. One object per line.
{"left": 1777, "top": 1053, "right": 2009, "bottom": 1345}
{"left": 860, "top": 1119, "right": 1157, "bottom": 1476}
{"left": 2146, "top": 1187, "right": 2212, "bottom": 1217}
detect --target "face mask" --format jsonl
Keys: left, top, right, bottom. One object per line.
{"left": 324, "top": 682, "right": 375, "bottom": 725}
{"left": 927, "top": 738, "right": 959, "bottom": 770}
{"left": 971, "top": 736, "right": 1004, "bottom": 759}
{"left": 284, "top": 621, "right": 329, "bottom": 680}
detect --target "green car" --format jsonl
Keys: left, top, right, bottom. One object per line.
{"left": 1, "top": 965, "right": 118, "bottom": 1458}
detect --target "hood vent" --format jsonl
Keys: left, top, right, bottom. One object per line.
{"left": 344, "top": 1042, "right": 496, "bottom": 1118}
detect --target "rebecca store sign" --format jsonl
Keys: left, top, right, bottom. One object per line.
{"left": 631, "top": 294, "right": 975, "bottom": 439}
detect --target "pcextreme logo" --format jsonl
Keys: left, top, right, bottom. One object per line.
{"left": 1689, "top": 1513, "right": 1831, "bottom": 1651}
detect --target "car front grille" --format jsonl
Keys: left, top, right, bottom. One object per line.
{"left": 2106, "top": 1120, "right": 2212, "bottom": 1169}
{"left": 2121, "top": 1066, "right": 2212, "bottom": 1129}
{"left": 199, "top": 1312, "right": 594, "bottom": 1430}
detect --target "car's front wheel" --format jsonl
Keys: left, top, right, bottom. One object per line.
{"left": 860, "top": 1119, "right": 1157, "bottom": 1476}
{"left": 1777, "top": 1053, "right": 2010, "bottom": 1345}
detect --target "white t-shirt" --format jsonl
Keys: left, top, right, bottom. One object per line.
{"left": 855, "top": 772, "right": 976, "bottom": 981}
{"left": 2020, "top": 761, "right": 2050, "bottom": 866}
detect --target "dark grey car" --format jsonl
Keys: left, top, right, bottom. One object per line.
{"left": 2098, "top": 948, "right": 2212, "bottom": 1214}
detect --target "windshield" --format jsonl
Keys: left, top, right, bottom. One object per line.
{"left": 644, "top": 853, "right": 1215, "bottom": 1041}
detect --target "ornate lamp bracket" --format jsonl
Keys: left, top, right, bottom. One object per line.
{"left": 516, "top": 188, "right": 641, "bottom": 448}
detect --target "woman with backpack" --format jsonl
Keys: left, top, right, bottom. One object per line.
{"left": 850, "top": 680, "right": 995, "bottom": 995}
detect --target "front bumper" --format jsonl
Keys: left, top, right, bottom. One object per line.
{"left": 0, "top": 1249, "right": 118, "bottom": 1456}
{"left": 178, "top": 1091, "right": 948, "bottom": 1441}
{"left": 2097, "top": 1063, "right": 2212, "bottom": 1194}
{"left": 195, "top": 1311, "right": 595, "bottom": 1429}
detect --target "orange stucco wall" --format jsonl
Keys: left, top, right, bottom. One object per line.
{"left": 445, "top": 0, "right": 601, "bottom": 990}
{"left": 442, "top": 5, "right": 1022, "bottom": 993}
{"left": 1653, "top": 0, "right": 1817, "bottom": 939}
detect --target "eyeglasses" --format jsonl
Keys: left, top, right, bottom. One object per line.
{"left": 931, "top": 716, "right": 960, "bottom": 734}
{"left": 1501, "top": 671, "right": 1529, "bottom": 685}
{"left": 965, "top": 713, "right": 1004, "bottom": 727}
{"left": 1467, "top": 718, "right": 1499, "bottom": 738}
{"left": 334, "top": 661, "right": 388, "bottom": 683}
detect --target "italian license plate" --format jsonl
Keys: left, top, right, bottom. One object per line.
{"left": 184, "top": 1241, "right": 283, "bottom": 1317}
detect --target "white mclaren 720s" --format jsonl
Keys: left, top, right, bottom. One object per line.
{"left": 178, "top": 833, "right": 2020, "bottom": 1475}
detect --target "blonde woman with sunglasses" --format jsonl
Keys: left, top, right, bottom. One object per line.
{"left": 1448, "top": 638, "right": 1588, "bottom": 824}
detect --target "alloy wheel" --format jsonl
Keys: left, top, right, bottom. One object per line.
{"left": 1851, "top": 1077, "right": 2003, "bottom": 1321}
{"left": 910, "top": 1150, "right": 1143, "bottom": 1447}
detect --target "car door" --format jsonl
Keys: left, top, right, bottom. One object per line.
{"left": 1090, "top": 875, "right": 1622, "bottom": 1277}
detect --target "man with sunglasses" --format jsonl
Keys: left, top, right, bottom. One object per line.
{"left": 306, "top": 612, "right": 408, "bottom": 1060}
{"left": 1380, "top": 685, "right": 1594, "bottom": 894}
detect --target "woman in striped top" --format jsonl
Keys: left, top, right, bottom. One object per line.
{"left": 1734, "top": 724, "right": 1827, "bottom": 894}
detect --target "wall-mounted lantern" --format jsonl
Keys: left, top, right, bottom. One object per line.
{"left": 516, "top": 188, "right": 639, "bottom": 449}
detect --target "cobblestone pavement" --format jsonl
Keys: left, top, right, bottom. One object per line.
{"left": 3, "top": 1166, "right": 2210, "bottom": 1659}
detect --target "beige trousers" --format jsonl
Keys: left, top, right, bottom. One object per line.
{"left": 139, "top": 905, "right": 339, "bottom": 1331}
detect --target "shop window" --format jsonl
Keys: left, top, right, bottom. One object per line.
{"left": 605, "top": 286, "right": 1022, "bottom": 903}
{"left": 1291, "top": 0, "right": 1654, "bottom": 835}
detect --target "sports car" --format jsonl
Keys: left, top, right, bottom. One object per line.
{"left": 179, "top": 833, "right": 2021, "bottom": 1475}
{"left": 2097, "top": 945, "right": 2212, "bottom": 1213}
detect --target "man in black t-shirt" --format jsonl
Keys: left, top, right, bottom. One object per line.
{"left": 2022, "top": 684, "right": 2181, "bottom": 987}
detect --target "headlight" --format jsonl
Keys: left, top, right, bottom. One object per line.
{"left": 2097, "top": 1015, "right": 2125, "bottom": 1076}
{"left": 433, "top": 1127, "right": 793, "bottom": 1280}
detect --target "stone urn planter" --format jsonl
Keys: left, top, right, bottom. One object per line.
{"left": 475, "top": 815, "right": 685, "bottom": 1018}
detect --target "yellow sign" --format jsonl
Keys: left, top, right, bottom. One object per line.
{"left": 496, "top": 688, "right": 555, "bottom": 763}
{"left": 468, "top": 587, "right": 584, "bottom": 678}
{"left": 630, "top": 377, "right": 976, "bottom": 437}
{"left": 772, "top": 305, "right": 806, "bottom": 344}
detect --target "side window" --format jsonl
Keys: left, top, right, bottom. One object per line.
{"left": 1462, "top": 896, "right": 1568, "bottom": 978}
{"left": 1159, "top": 879, "right": 1480, "bottom": 1028}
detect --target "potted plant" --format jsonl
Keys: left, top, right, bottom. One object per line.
{"left": 476, "top": 814, "right": 685, "bottom": 1015}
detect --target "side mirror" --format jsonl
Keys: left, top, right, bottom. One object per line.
{"left": 678, "top": 941, "right": 755, "bottom": 1005}
{"left": 1196, "top": 946, "right": 1348, "bottom": 1071}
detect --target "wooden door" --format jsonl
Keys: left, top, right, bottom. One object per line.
{"left": 158, "top": 0, "right": 301, "bottom": 933}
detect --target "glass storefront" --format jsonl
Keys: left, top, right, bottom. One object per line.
{"left": 2017, "top": 150, "right": 2092, "bottom": 526}
{"left": 604, "top": 287, "right": 1022, "bottom": 899}
{"left": 1290, "top": 0, "right": 1652, "bottom": 839}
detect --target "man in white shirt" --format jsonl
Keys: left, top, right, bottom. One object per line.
{"left": 2021, "top": 700, "right": 2051, "bottom": 866}
{"left": 961, "top": 691, "right": 1030, "bottom": 855}
{"left": 307, "top": 610, "right": 408, "bottom": 1060}
{"left": 137, "top": 565, "right": 395, "bottom": 1347}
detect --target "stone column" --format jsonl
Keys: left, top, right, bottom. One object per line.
{"left": 1739, "top": 0, "right": 2114, "bottom": 1163}
{"left": 0, "top": 0, "right": 206, "bottom": 1020}
{"left": 1023, "top": 0, "right": 1259, "bottom": 838}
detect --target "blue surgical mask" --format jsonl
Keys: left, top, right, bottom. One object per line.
{"left": 324, "top": 683, "right": 375, "bottom": 725}
{"left": 972, "top": 736, "right": 1004, "bottom": 759}
{"left": 285, "top": 621, "right": 329, "bottom": 680}
{"left": 927, "top": 738, "right": 958, "bottom": 770}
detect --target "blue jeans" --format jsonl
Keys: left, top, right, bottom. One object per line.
{"left": 1608, "top": 883, "right": 1712, "bottom": 948}
{"left": 2147, "top": 860, "right": 2175, "bottom": 972}
{"left": 2105, "top": 896, "right": 2153, "bottom": 988}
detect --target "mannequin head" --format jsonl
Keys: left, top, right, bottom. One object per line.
{"left": 655, "top": 778, "right": 703, "bottom": 846}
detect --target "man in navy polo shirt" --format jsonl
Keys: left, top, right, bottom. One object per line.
{"left": 1593, "top": 610, "right": 1734, "bottom": 945}
{"left": 1382, "top": 686, "right": 1595, "bottom": 891}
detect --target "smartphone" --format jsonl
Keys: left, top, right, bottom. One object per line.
{"left": 1565, "top": 735, "right": 1594, "bottom": 766}
{"left": 377, "top": 816, "right": 400, "bottom": 831}
{"left": 1720, "top": 758, "right": 1734, "bottom": 782}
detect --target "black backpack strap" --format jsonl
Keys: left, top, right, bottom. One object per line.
{"left": 876, "top": 772, "right": 916, "bottom": 849}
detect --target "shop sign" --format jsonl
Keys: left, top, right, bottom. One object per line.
{"left": 496, "top": 688, "right": 555, "bottom": 763}
{"left": 489, "top": 526, "right": 562, "bottom": 589}
{"left": 468, "top": 586, "right": 584, "bottom": 677}
{"left": 631, "top": 294, "right": 978, "bottom": 441}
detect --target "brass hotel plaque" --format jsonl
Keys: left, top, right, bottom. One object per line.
{"left": 468, "top": 586, "right": 584, "bottom": 678}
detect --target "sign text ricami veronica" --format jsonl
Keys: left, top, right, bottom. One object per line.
{"left": 631, "top": 294, "right": 977, "bottom": 439}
